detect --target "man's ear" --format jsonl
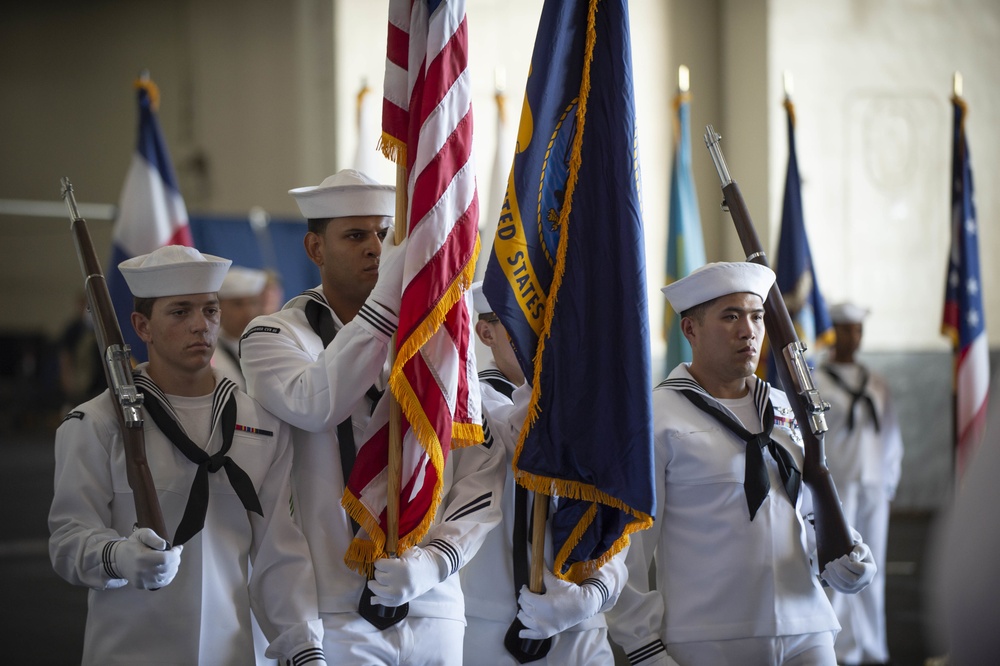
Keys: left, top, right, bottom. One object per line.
{"left": 474, "top": 319, "right": 494, "bottom": 347}
{"left": 304, "top": 232, "right": 323, "bottom": 267}
{"left": 680, "top": 316, "right": 697, "bottom": 344}
{"left": 132, "top": 311, "right": 152, "bottom": 343}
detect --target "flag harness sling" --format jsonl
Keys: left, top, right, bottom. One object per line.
{"left": 304, "top": 299, "right": 405, "bottom": 628}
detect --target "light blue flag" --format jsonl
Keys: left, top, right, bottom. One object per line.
{"left": 665, "top": 93, "right": 706, "bottom": 376}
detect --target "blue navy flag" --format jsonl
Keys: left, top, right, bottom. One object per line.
{"left": 942, "top": 94, "right": 989, "bottom": 478}
{"left": 106, "top": 77, "right": 192, "bottom": 363}
{"left": 483, "top": 0, "right": 654, "bottom": 582}
{"left": 766, "top": 98, "right": 832, "bottom": 381}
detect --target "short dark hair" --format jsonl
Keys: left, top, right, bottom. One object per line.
{"left": 307, "top": 218, "right": 333, "bottom": 235}
{"left": 680, "top": 300, "right": 710, "bottom": 323}
{"left": 133, "top": 296, "right": 157, "bottom": 319}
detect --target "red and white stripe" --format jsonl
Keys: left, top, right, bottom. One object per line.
{"left": 956, "top": 332, "right": 989, "bottom": 476}
{"left": 343, "top": 0, "right": 481, "bottom": 572}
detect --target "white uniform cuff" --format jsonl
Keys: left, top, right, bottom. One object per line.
{"left": 355, "top": 301, "right": 398, "bottom": 341}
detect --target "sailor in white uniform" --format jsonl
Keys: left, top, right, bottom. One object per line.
{"left": 212, "top": 265, "right": 267, "bottom": 391}
{"left": 607, "top": 262, "right": 876, "bottom": 666}
{"left": 814, "top": 302, "right": 903, "bottom": 666}
{"left": 49, "top": 245, "right": 326, "bottom": 666}
{"left": 461, "top": 282, "right": 626, "bottom": 665}
{"left": 213, "top": 266, "right": 275, "bottom": 666}
{"left": 239, "top": 170, "right": 505, "bottom": 665}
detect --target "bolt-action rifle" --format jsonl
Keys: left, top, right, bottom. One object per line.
{"left": 702, "top": 129, "right": 853, "bottom": 571}
{"left": 61, "top": 177, "right": 168, "bottom": 542}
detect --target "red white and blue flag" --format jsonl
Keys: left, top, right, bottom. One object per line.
{"left": 342, "top": 0, "right": 482, "bottom": 574}
{"left": 942, "top": 93, "right": 989, "bottom": 479}
{"left": 107, "top": 77, "right": 192, "bottom": 362}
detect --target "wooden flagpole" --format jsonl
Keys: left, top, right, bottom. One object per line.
{"left": 359, "top": 162, "right": 409, "bottom": 629}
{"left": 385, "top": 163, "right": 408, "bottom": 558}
{"left": 528, "top": 493, "right": 548, "bottom": 591}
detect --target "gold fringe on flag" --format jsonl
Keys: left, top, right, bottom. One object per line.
{"left": 509, "top": 0, "right": 653, "bottom": 584}
{"left": 340, "top": 194, "right": 484, "bottom": 573}
{"left": 134, "top": 75, "right": 160, "bottom": 112}
{"left": 378, "top": 133, "right": 407, "bottom": 167}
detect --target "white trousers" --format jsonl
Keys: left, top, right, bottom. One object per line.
{"left": 668, "top": 631, "right": 837, "bottom": 666}
{"left": 827, "top": 482, "right": 891, "bottom": 664}
{"left": 463, "top": 616, "right": 614, "bottom": 665}
{"left": 322, "top": 613, "right": 464, "bottom": 665}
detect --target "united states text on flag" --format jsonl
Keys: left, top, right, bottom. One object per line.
{"left": 942, "top": 93, "right": 989, "bottom": 479}
{"left": 483, "top": 0, "right": 655, "bottom": 582}
{"left": 341, "top": 0, "right": 482, "bottom": 574}
{"left": 107, "top": 76, "right": 192, "bottom": 363}
{"left": 665, "top": 84, "right": 706, "bottom": 375}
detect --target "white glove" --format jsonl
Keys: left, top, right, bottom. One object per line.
{"left": 367, "top": 230, "right": 408, "bottom": 316}
{"left": 110, "top": 528, "right": 183, "bottom": 590}
{"left": 517, "top": 569, "right": 606, "bottom": 640}
{"left": 367, "top": 545, "right": 449, "bottom": 607}
{"left": 820, "top": 529, "right": 876, "bottom": 594}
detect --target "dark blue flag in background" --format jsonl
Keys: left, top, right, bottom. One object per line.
{"left": 483, "top": 0, "right": 654, "bottom": 581}
{"left": 766, "top": 97, "right": 833, "bottom": 381}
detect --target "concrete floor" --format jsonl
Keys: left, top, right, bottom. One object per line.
{"left": 1, "top": 426, "right": 944, "bottom": 665}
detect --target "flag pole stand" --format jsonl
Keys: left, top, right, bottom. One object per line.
{"left": 503, "top": 493, "right": 552, "bottom": 663}
{"left": 359, "top": 163, "right": 409, "bottom": 629}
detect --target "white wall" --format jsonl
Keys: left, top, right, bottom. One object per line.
{"left": 769, "top": 0, "right": 1000, "bottom": 352}
{"left": 3, "top": 0, "right": 997, "bottom": 358}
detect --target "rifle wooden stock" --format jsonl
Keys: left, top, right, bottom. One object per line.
{"left": 62, "top": 178, "right": 168, "bottom": 542}
{"left": 700, "top": 131, "right": 853, "bottom": 571}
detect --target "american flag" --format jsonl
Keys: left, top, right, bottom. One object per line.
{"left": 942, "top": 93, "right": 989, "bottom": 479}
{"left": 342, "top": 0, "right": 482, "bottom": 574}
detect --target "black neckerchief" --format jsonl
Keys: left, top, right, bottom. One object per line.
{"left": 680, "top": 389, "right": 801, "bottom": 521}
{"left": 822, "top": 364, "right": 880, "bottom": 433}
{"left": 135, "top": 374, "right": 262, "bottom": 546}
{"left": 479, "top": 369, "right": 516, "bottom": 400}
{"left": 304, "top": 298, "right": 383, "bottom": 534}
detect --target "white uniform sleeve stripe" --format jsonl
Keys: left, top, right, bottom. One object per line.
{"left": 427, "top": 538, "right": 460, "bottom": 574}
{"left": 627, "top": 640, "right": 668, "bottom": 663}
{"left": 445, "top": 491, "right": 492, "bottom": 521}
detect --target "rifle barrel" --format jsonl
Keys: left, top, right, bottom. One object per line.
{"left": 61, "top": 177, "right": 167, "bottom": 542}
{"left": 699, "top": 132, "right": 854, "bottom": 570}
